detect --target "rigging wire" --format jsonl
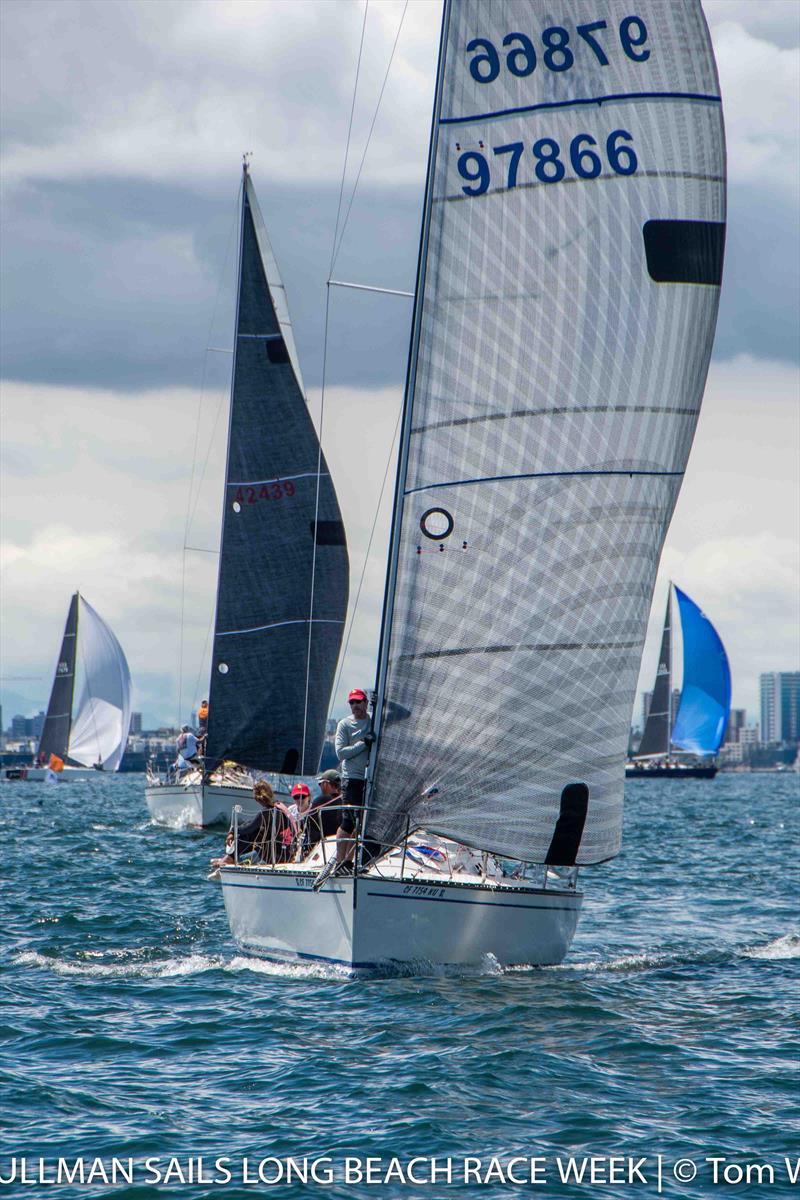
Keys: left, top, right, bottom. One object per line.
{"left": 300, "top": 0, "right": 370, "bottom": 772}
{"left": 176, "top": 186, "right": 240, "bottom": 727}
{"left": 331, "top": 0, "right": 409, "bottom": 274}
{"left": 331, "top": 399, "right": 403, "bottom": 705}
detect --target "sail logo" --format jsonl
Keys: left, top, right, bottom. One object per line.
{"left": 57, "top": 661, "right": 70, "bottom": 675}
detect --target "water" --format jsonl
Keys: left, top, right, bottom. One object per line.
{"left": 2, "top": 774, "right": 798, "bottom": 1198}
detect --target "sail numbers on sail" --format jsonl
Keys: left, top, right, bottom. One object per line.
{"left": 456, "top": 129, "right": 637, "bottom": 195}
{"left": 467, "top": 17, "right": 652, "bottom": 83}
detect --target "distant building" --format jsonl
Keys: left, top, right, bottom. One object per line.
{"left": 739, "top": 726, "right": 760, "bottom": 748}
{"left": 130, "top": 712, "right": 143, "bottom": 735}
{"left": 760, "top": 672, "right": 800, "bottom": 744}
{"left": 11, "top": 714, "right": 27, "bottom": 739}
{"left": 724, "top": 709, "right": 747, "bottom": 745}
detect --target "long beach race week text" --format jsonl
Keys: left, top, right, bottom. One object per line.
{"left": 3, "top": 1155, "right": 799, "bottom": 1188}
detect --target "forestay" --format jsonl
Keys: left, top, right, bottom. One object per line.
{"left": 68, "top": 596, "right": 132, "bottom": 771}
{"left": 367, "top": 0, "right": 726, "bottom": 863}
{"left": 671, "top": 585, "right": 731, "bottom": 756}
{"left": 206, "top": 172, "right": 349, "bottom": 776}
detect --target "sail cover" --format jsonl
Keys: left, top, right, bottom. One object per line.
{"left": 206, "top": 173, "right": 349, "bottom": 775}
{"left": 367, "top": 0, "right": 725, "bottom": 863}
{"left": 671, "top": 585, "right": 730, "bottom": 754}
{"left": 38, "top": 592, "right": 79, "bottom": 763}
{"left": 67, "top": 596, "right": 132, "bottom": 771}
{"left": 636, "top": 593, "right": 672, "bottom": 757}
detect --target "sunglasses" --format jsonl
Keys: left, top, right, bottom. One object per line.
{"left": 349, "top": 699, "right": 365, "bottom": 705}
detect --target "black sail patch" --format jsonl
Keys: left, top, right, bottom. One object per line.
{"left": 643, "top": 220, "right": 725, "bottom": 285}
{"left": 544, "top": 783, "right": 589, "bottom": 865}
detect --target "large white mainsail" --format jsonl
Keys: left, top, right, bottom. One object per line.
{"left": 366, "top": 0, "right": 726, "bottom": 864}
{"left": 67, "top": 596, "right": 132, "bottom": 771}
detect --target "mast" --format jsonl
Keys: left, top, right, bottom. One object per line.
{"left": 370, "top": 0, "right": 452, "bottom": 770}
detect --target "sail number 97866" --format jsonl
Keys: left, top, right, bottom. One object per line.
{"left": 457, "top": 130, "right": 637, "bottom": 196}
{"left": 467, "top": 17, "right": 649, "bottom": 82}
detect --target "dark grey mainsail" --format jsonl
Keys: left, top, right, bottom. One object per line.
{"left": 636, "top": 595, "right": 672, "bottom": 758}
{"left": 205, "top": 170, "right": 349, "bottom": 776}
{"left": 37, "top": 592, "right": 79, "bottom": 763}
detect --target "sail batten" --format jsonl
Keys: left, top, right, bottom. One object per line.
{"left": 367, "top": 0, "right": 726, "bottom": 864}
{"left": 205, "top": 172, "right": 349, "bottom": 775}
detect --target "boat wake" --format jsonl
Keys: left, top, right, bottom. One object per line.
{"left": 739, "top": 932, "right": 800, "bottom": 960}
{"left": 13, "top": 949, "right": 224, "bottom": 980}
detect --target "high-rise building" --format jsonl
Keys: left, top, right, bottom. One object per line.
{"left": 760, "top": 673, "right": 800, "bottom": 744}
{"left": 130, "top": 712, "right": 143, "bottom": 735}
{"left": 724, "top": 709, "right": 747, "bottom": 744}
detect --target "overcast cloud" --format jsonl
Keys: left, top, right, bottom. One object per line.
{"left": 1, "top": 0, "right": 798, "bottom": 728}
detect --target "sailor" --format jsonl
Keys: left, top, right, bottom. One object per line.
{"left": 333, "top": 690, "right": 379, "bottom": 872}
{"left": 175, "top": 724, "right": 200, "bottom": 771}
{"left": 211, "top": 780, "right": 295, "bottom": 869}
{"left": 197, "top": 699, "right": 209, "bottom": 736}
{"left": 287, "top": 781, "right": 311, "bottom": 824}
{"left": 303, "top": 768, "right": 343, "bottom": 855}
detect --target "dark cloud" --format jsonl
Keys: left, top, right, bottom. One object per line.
{"left": 0, "top": 174, "right": 421, "bottom": 392}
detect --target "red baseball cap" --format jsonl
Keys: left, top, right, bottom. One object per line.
{"left": 291, "top": 783, "right": 310, "bottom": 798}
{"left": 348, "top": 688, "right": 367, "bottom": 702}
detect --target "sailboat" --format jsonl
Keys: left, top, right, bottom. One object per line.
{"left": 3, "top": 592, "right": 132, "bottom": 782}
{"left": 145, "top": 165, "right": 350, "bottom": 826}
{"left": 627, "top": 584, "right": 731, "bottom": 779}
{"left": 216, "top": 0, "right": 726, "bottom": 969}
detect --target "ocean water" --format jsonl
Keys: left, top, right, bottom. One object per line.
{"left": 1, "top": 773, "right": 798, "bottom": 1198}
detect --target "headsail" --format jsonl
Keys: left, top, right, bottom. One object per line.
{"left": 636, "top": 594, "right": 672, "bottom": 758}
{"left": 367, "top": 0, "right": 726, "bottom": 863}
{"left": 671, "top": 585, "right": 730, "bottom": 755}
{"left": 205, "top": 171, "right": 349, "bottom": 775}
{"left": 38, "top": 592, "right": 79, "bottom": 763}
{"left": 67, "top": 596, "right": 132, "bottom": 771}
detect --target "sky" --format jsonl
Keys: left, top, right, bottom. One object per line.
{"left": 1, "top": 0, "right": 798, "bottom": 731}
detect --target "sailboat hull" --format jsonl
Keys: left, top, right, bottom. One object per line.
{"left": 218, "top": 867, "right": 582, "bottom": 971}
{"left": 144, "top": 782, "right": 260, "bottom": 828}
{"left": 625, "top": 763, "right": 718, "bottom": 780}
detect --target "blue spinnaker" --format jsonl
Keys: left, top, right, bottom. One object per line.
{"left": 671, "top": 586, "right": 731, "bottom": 755}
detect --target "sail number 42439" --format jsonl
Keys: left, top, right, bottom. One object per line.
{"left": 467, "top": 17, "right": 650, "bottom": 82}
{"left": 457, "top": 130, "right": 637, "bottom": 196}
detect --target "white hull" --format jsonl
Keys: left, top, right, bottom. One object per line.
{"left": 145, "top": 782, "right": 259, "bottom": 828}
{"left": 219, "top": 864, "right": 582, "bottom": 971}
{"left": 2, "top": 765, "right": 108, "bottom": 782}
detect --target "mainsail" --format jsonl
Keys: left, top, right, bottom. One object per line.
{"left": 38, "top": 592, "right": 79, "bottom": 763}
{"left": 38, "top": 593, "right": 132, "bottom": 771}
{"left": 205, "top": 170, "right": 349, "bottom": 776}
{"left": 671, "top": 585, "right": 731, "bottom": 755}
{"left": 636, "top": 594, "right": 672, "bottom": 757}
{"left": 367, "top": 0, "right": 726, "bottom": 863}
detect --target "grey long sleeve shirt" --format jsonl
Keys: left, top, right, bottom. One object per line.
{"left": 335, "top": 715, "right": 371, "bottom": 781}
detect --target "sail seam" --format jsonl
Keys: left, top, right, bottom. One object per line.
{"left": 412, "top": 406, "right": 698, "bottom": 435}
{"left": 228, "top": 472, "right": 330, "bottom": 485}
{"left": 440, "top": 90, "right": 722, "bottom": 126}
{"left": 396, "top": 640, "right": 639, "bottom": 662}
{"left": 218, "top": 618, "right": 345, "bottom": 638}
{"left": 405, "top": 469, "right": 683, "bottom": 495}
{"left": 237, "top": 333, "right": 287, "bottom": 340}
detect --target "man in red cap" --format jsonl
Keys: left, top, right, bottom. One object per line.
{"left": 332, "top": 688, "right": 375, "bottom": 868}
{"left": 287, "top": 781, "right": 311, "bottom": 825}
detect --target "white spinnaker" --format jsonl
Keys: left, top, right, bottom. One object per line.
{"left": 68, "top": 597, "right": 132, "bottom": 771}
{"left": 367, "top": 0, "right": 725, "bottom": 864}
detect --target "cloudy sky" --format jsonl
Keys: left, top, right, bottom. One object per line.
{"left": 1, "top": 0, "right": 798, "bottom": 731}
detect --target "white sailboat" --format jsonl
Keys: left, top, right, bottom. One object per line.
{"left": 145, "top": 166, "right": 350, "bottom": 826}
{"left": 217, "top": 0, "right": 726, "bottom": 969}
{"left": 3, "top": 592, "right": 132, "bottom": 781}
